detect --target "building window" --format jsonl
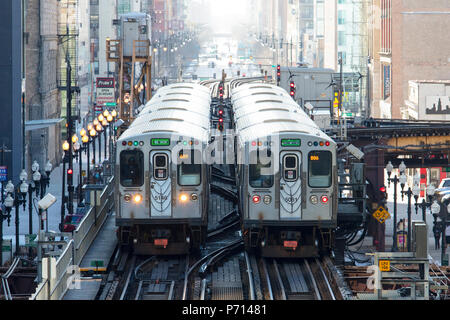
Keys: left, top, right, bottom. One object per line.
{"left": 338, "top": 11, "right": 345, "bottom": 25}
{"left": 338, "top": 31, "right": 346, "bottom": 46}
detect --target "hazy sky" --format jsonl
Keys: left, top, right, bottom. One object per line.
{"left": 188, "top": 0, "right": 251, "bottom": 33}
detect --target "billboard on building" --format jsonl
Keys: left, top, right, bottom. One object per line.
{"left": 96, "top": 77, "right": 115, "bottom": 106}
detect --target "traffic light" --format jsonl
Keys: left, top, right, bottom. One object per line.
{"left": 218, "top": 106, "right": 224, "bottom": 117}
{"left": 290, "top": 81, "right": 296, "bottom": 99}
{"left": 67, "top": 168, "right": 73, "bottom": 185}
{"left": 276, "top": 65, "right": 281, "bottom": 85}
{"left": 379, "top": 186, "right": 387, "bottom": 202}
{"left": 219, "top": 83, "right": 224, "bottom": 101}
{"left": 218, "top": 117, "right": 224, "bottom": 132}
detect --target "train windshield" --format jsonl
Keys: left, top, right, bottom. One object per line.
{"left": 120, "top": 150, "right": 144, "bottom": 187}
{"left": 249, "top": 151, "right": 274, "bottom": 188}
{"left": 308, "top": 151, "right": 332, "bottom": 188}
{"left": 178, "top": 150, "right": 201, "bottom": 186}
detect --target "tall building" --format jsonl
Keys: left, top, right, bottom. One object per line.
{"left": 324, "top": 0, "right": 370, "bottom": 116}
{"left": 373, "top": 0, "right": 450, "bottom": 119}
{"left": 24, "top": 0, "right": 61, "bottom": 173}
{"left": 0, "top": 1, "right": 22, "bottom": 182}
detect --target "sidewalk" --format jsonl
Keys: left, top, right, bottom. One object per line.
{"left": 349, "top": 184, "right": 447, "bottom": 266}
{"left": 2, "top": 142, "right": 111, "bottom": 254}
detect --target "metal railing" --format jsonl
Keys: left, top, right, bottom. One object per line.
{"left": 30, "top": 176, "right": 115, "bottom": 300}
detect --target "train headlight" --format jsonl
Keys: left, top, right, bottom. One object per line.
{"left": 133, "top": 194, "right": 143, "bottom": 204}
{"left": 180, "top": 194, "right": 189, "bottom": 202}
{"left": 310, "top": 195, "right": 319, "bottom": 205}
{"left": 263, "top": 195, "right": 272, "bottom": 205}
{"left": 124, "top": 194, "right": 132, "bottom": 202}
{"left": 191, "top": 193, "right": 198, "bottom": 201}
{"left": 252, "top": 195, "right": 261, "bottom": 204}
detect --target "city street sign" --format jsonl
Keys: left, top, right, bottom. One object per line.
{"left": 0, "top": 166, "right": 7, "bottom": 182}
{"left": 93, "top": 104, "right": 103, "bottom": 115}
{"left": 372, "top": 206, "right": 391, "bottom": 224}
{"left": 379, "top": 260, "right": 390, "bottom": 272}
{"left": 2, "top": 239, "right": 12, "bottom": 252}
{"left": 25, "top": 234, "right": 37, "bottom": 248}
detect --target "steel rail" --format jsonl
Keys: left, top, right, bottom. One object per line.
{"left": 262, "top": 258, "right": 273, "bottom": 300}
{"left": 182, "top": 240, "right": 242, "bottom": 300}
{"left": 134, "top": 280, "right": 143, "bottom": 300}
{"left": 200, "top": 278, "right": 207, "bottom": 300}
{"left": 304, "top": 259, "right": 321, "bottom": 300}
{"left": 316, "top": 258, "right": 336, "bottom": 300}
{"left": 119, "top": 255, "right": 136, "bottom": 300}
{"left": 244, "top": 251, "right": 255, "bottom": 300}
{"left": 272, "top": 260, "right": 287, "bottom": 300}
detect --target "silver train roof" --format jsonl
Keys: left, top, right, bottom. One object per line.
{"left": 231, "top": 87, "right": 291, "bottom": 105}
{"left": 119, "top": 83, "right": 210, "bottom": 143}
{"left": 232, "top": 84, "right": 333, "bottom": 144}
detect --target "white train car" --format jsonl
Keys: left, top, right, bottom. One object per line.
{"left": 115, "top": 83, "right": 211, "bottom": 255}
{"left": 232, "top": 84, "right": 338, "bottom": 258}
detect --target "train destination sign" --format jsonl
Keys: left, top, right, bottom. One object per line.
{"left": 151, "top": 138, "right": 170, "bottom": 146}
{"left": 281, "top": 139, "right": 301, "bottom": 147}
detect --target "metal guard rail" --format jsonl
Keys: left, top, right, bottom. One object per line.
{"left": 30, "top": 176, "right": 115, "bottom": 300}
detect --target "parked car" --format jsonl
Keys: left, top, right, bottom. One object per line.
{"left": 438, "top": 178, "right": 450, "bottom": 189}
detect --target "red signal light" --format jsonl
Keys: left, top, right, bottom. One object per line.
{"left": 67, "top": 169, "right": 73, "bottom": 175}
{"left": 321, "top": 195, "right": 329, "bottom": 204}
{"left": 379, "top": 186, "right": 386, "bottom": 193}
{"left": 290, "top": 82, "right": 295, "bottom": 88}
{"left": 252, "top": 195, "right": 261, "bottom": 204}
{"left": 219, "top": 118, "right": 223, "bottom": 123}
{"left": 218, "top": 109, "right": 223, "bottom": 115}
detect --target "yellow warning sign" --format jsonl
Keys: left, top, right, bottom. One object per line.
{"left": 372, "top": 206, "right": 391, "bottom": 224}
{"left": 379, "top": 260, "right": 390, "bottom": 272}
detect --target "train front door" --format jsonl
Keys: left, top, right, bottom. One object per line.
{"left": 279, "top": 151, "right": 302, "bottom": 219}
{"left": 150, "top": 151, "right": 172, "bottom": 217}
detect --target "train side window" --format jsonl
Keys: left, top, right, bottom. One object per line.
{"left": 249, "top": 150, "right": 274, "bottom": 188}
{"left": 283, "top": 155, "right": 298, "bottom": 181}
{"left": 120, "top": 150, "right": 144, "bottom": 187}
{"left": 177, "top": 150, "right": 201, "bottom": 186}
{"left": 153, "top": 154, "right": 169, "bottom": 180}
{"left": 308, "top": 151, "right": 332, "bottom": 188}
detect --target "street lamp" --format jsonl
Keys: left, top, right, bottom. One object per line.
{"left": 386, "top": 160, "right": 407, "bottom": 251}
{"left": 82, "top": 133, "right": 90, "bottom": 184}
{"left": 414, "top": 183, "right": 436, "bottom": 223}
{"left": 62, "top": 140, "right": 70, "bottom": 228}
{"left": 96, "top": 124, "right": 103, "bottom": 162}
{"left": 90, "top": 128, "right": 97, "bottom": 173}
{"left": 102, "top": 119, "right": 108, "bottom": 160}
{"left": 45, "top": 160, "right": 52, "bottom": 186}
{"left": 4, "top": 178, "right": 28, "bottom": 255}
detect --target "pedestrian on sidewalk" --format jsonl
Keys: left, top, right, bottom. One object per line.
{"left": 433, "top": 224, "right": 440, "bottom": 250}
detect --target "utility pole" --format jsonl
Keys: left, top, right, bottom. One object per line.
{"left": 338, "top": 52, "right": 343, "bottom": 135}
{"left": 66, "top": 54, "right": 74, "bottom": 217}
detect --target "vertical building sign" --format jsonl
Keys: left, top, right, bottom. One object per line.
{"left": 96, "top": 77, "right": 115, "bottom": 106}
{"left": 383, "top": 65, "right": 391, "bottom": 100}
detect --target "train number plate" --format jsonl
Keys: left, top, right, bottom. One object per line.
{"left": 154, "top": 239, "right": 168, "bottom": 247}
{"left": 283, "top": 241, "right": 298, "bottom": 249}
